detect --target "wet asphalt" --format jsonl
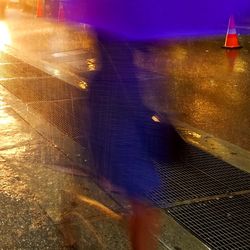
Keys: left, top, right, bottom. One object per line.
{"left": 147, "top": 38, "right": 250, "bottom": 151}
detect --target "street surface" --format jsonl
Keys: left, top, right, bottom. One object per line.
{"left": 0, "top": 7, "right": 249, "bottom": 250}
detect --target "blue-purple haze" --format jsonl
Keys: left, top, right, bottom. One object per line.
{"left": 65, "top": 0, "right": 249, "bottom": 39}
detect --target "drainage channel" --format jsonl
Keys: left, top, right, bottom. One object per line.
{"left": 149, "top": 145, "right": 250, "bottom": 207}
{"left": 167, "top": 194, "right": 250, "bottom": 250}
{"left": 148, "top": 144, "right": 250, "bottom": 250}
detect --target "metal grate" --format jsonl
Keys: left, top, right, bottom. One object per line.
{"left": 0, "top": 58, "right": 88, "bottom": 145}
{"left": 148, "top": 145, "right": 250, "bottom": 207}
{"left": 2, "top": 57, "right": 250, "bottom": 208}
{"left": 0, "top": 63, "right": 48, "bottom": 79}
{"left": 1, "top": 77, "right": 85, "bottom": 102}
{"left": 28, "top": 99, "right": 88, "bottom": 143}
{"left": 0, "top": 53, "right": 23, "bottom": 63}
{"left": 167, "top": 194, "right": 250, "bottom": 250}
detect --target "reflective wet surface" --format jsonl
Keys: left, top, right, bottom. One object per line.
{"left": 147, "top": 38, "right": 250, "bottom": 151}
{"left": 0, "top": 52, "right": 129, "bottom": 248}
{"left": 3, "top": 9, "right": 249, "bottom": 151}
{"left": 0, "top": 7, "right": 249, "bottom": 250}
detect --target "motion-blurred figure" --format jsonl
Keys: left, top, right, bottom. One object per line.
{"left": 88, "top": 30, "right": 162, "bottom": 250}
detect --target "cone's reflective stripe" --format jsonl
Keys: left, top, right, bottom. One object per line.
{"left": 228, "top": 28, "right": 237, "bottom": 35}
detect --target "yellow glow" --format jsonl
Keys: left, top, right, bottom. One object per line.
{"left": 190, "top": 97, "right": 220, "bottom": 126}
{"left": 0, "top": 21, "right": 11, "bottom": 51}
{"left": 187, "top": 131, "right": 202, "bottom": 139}
{"left": 87, "top": 58, "right": 96, "bottom": 71}
{"left": 152, "top": 115, "right": 160, "bottom": 123}
{"left": 0, "top": 99, "right": 7, "bottom": 108}
{"left": 0, "top": 116, "right": 14, "bottom": 125}
{"left": 234, "top": 58, "right": 247, "bottom": 73}
{"left": 171, "top": 46, "right": 187, "bottom": 61}
{"left": 0, "top": 97, "right": 15, "bottom": 125}
{"left": 79, "top": 80, "right": 88, "bottom": 90}
{"left": 53, "top": 69, "right": 61, "bottom": 76}
{"left": 76, "top": 194, "right": 122, "bottom": 220}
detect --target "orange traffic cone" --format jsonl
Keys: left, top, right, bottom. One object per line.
{"left": 36, "top": 0, "right": 44, "bottom": 17}
{"left": 223, "top": 16, "right": 242, "bottom": 49}
{"left": 58, "top": 3, "right": 65, "bottom": 22}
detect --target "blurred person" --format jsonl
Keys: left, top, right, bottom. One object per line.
{"left": 88, "top": 30, "right": 162, "bottom": 250}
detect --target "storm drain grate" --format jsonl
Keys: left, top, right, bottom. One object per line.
{"left": 148, "top": 145, "right": 250, "bottom": 207}
{"left": 28, "top": 99, "right": 88, "bottom": 143}
{"left": 167, "top": 194, "right": 250, "bottom": 250}
{"left": 0, "top": 63, "right": 49, "bottom": 79}
{"left": 1, "top": 77, "right": 85, "bottom": 102}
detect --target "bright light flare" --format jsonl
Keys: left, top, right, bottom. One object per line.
{"left": 0, "top": 97, "right": 15, "bottom": 125}
{"left": 0, "top": 21, "right": 11, "bottom": 51}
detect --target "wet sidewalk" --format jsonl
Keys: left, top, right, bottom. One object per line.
{"left": 0, "top": 82, "right": 129, "bottom": 249}
{"left": 3, "top": 8, "right": 250, "bottom": 173}
{"left": 4, "top": 8, "right": 93, "bottom": 86}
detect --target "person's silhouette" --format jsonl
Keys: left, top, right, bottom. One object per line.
{"left": 88, "top": 30, "right": 161, "bottom": 250}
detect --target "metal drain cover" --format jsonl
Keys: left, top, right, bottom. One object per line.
{"left": 167, "top": 194, "right": 250, "bottom": 250}
{"left": 148, "top": 145, "right": 250, "bottom": 207}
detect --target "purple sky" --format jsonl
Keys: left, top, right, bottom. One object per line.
{"left": 65, "top": 0, "right": 249, "bottom": 39}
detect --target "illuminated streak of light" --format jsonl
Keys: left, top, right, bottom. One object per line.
{"left": 0, "top": 97, "right": 15, "bottom": 125}
{"left": 0, "top": 21, "right": 11, "bottom": 51}
{"left": 79, "top": 80, "right": 88, "bottom": 90}
{"left": 76, "top": 194, "right": 122, "bottom": 221}
{"left": 87, "top": 58, "right": 96, "bottom": 71}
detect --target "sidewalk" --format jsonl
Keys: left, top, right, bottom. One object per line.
{"left": 0, "top": 7, "right": 250, "bottom": 249}
{"left": 0, "top": 84, "right": 130, "bottom": 249}
{"left": 4, "top": 8, "right": 93, "bottom": 85}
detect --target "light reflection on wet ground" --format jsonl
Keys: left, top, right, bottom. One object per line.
{"left": 0, "top": 81, "right": 129, "bottom": 249}
{"left": 0, "top": 21, "right": 11, "bottom": 51}
{"left": 0, "top": 10, "right": 249, "bottom": 248}
{"left": 0, "top": 98, "right": 65, "bottom": 247}
{"left": 4, "top": 10, "right": 249, "bottom": 152}
{"left": 136, "top": 38, "right": 250, "bottom": 151}
{"left": 0, "top": 49, "right": 130, "bottom": 248}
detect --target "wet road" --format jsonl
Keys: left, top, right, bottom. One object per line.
{"left": 134, "top": 37, "right": 250, "bottom": 151}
